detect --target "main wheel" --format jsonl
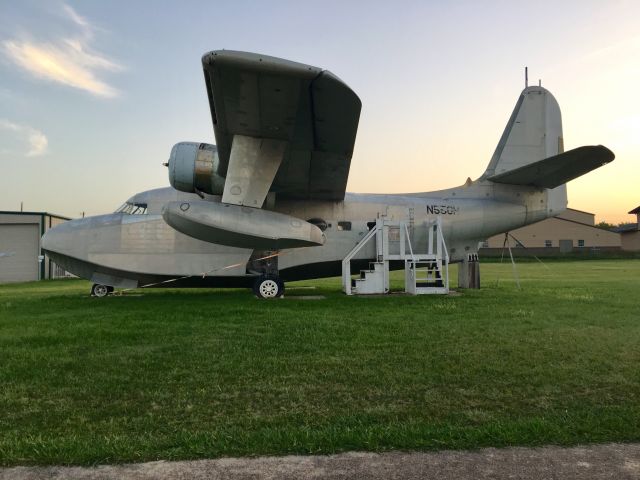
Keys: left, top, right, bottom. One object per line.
{"left": 91, "top": 283, "right": 110, "bottom": 297}
{"left": 253, "top": 275, "right": 284, "bottom": 299}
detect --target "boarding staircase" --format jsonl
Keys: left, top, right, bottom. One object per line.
{"left": 342, "top": 217, "right": 449, "bottom": 295}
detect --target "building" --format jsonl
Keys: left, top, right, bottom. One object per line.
{"left": 0, "top": 211, "right": 72, "bottom": 283}
{"left": 481, "top": 208, "right": 621, "bottom": 255}
{"left": 613, "top": 206, "right": 640, "bottom": 251}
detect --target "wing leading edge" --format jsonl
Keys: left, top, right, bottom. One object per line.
{"left": 202, "top": 50, "right": 362, "bottom": 201}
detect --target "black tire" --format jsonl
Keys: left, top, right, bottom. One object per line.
{"left": 253, "top": 275, "right": 284, "bottom": 299}
{"left": 91, "top": 283, "right": 110, "bottom": 297}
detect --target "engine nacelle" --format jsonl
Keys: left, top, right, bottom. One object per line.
{"left": 168, "top": 142, "right": 226, "bottom": 195}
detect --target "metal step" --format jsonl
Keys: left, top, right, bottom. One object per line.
{"left": 352, "top": 266, "right": 386, "bottom": 294}
{"left": 343, "top": 217, "right": 449, "bottom": 296}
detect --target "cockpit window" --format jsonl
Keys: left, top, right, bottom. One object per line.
{"left": 115, "top": 202, "right": 148, "bottom": 215}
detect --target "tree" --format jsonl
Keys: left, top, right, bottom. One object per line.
{"left": 595, "top": 221, "right": 616, "bottom": 230}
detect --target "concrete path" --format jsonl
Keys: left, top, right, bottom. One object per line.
{"left": 2, "top": 443, "right": 640, "bottom": 479}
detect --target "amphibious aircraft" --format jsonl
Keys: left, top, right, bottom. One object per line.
{"left": 41, "top": 50, "right": 614, "bottom": 298}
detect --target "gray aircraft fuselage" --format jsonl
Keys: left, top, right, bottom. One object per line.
{"left": 42, "top": 178, "right": 556, "bottom": 289}
{"left": 42, "top": 75, "right": 613, "bottom": 292}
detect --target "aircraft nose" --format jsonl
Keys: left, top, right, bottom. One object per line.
{"left": 41, "top": 217, "right": 91, "bottom": 255}
{"left": 41, "top": 229, "right": 52, "bottom": 251}
{"left": 41, "top": 224, "right": 67, "bottom": 254}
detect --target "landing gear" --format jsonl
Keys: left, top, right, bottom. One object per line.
{"left": 253, "top": 275, "right": 284, "bottom": 299}
{"left": 91, "top": 284, "right": 113, "bottom": 297}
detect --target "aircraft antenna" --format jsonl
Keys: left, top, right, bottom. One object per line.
{"left": 525, "top": 67, "right": 528, "bottom": 88}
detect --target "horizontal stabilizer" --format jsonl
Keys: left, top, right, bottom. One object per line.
{"left": 487, "top": 145, "right": 614, "bottom": 189}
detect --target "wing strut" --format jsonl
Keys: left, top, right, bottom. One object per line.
{"left": 221, "top": 135, "right": 287, "bottom": 207}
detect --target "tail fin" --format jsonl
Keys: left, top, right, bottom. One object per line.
{"left": 483, "top": 86, "right": 615, "bottom": 216}
{"left": 484, "top": 86, "right": 564, "bottom": 177}
{"left": 483, "top": 86, "right": 566, "bottom": 213}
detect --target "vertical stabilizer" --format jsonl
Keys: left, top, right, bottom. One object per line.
{"left": 484, "top": 86, "right": 563, "bottom": 177}
{"left": 484, "top": 86, "right": 567, "bottom": 214}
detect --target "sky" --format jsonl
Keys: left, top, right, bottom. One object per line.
{"left": 0, "top": 0, "right": 638, "bottom": 223}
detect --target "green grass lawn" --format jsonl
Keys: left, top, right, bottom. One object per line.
{"left": 1, "top": 260, "right": 640, "bottom": 465}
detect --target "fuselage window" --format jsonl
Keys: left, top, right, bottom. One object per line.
{"left": 337, "top": 221, "right": 352, "bottom": 231}
{"left": 130, "top": 204, "right": 148, "bottom": 215}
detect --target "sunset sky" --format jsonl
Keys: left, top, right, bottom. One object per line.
{"left": 1, "top": 0, "right": 638, "bottom": 223}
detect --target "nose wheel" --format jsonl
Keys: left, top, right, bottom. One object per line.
{"left": 91, "top": 283, "right": 114, "bottom": 297}
{"left": 253, "top": 275, "right": 284, "bottom": 299}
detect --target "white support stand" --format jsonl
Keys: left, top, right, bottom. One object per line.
{"left": 342, "top": 217, "right": 449, "bottom": 295}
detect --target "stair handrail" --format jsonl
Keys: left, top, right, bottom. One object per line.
{"left": 435, "top": 216, "right": 450, "bottom": 291}
{"left": 436, "top": 216, "right": 449, "bottom": 263}
{"left": 403, "top": 222, "right": 416, "bottom": 264}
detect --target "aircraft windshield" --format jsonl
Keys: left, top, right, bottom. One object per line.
{"left": 115, "top": 202, "right": 148, "bottom": 215}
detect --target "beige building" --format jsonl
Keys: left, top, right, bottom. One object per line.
{"left": 0, "top": 211, "right": 71, "bottom": 283}
{"left": 615, "top": 206, "right": 640, "bottom": 251}
{"left": 482, "top": 208, "right": 621, "bottom": 253}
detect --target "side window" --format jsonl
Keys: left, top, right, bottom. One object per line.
{"left": 337, "top": 221, "right": 352, "bottom": 231}
{"left": 115, "top": 202, "right": 148, "bottom": 215}
{"left": 115, "top": 203, "right": 131, "bottom": 214}
{"left": 131, "top": 203, "right": 148, "bottom": 215}
{"left": 544, "top": 240, "right": 552, "bottom": 247}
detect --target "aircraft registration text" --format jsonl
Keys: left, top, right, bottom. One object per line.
{"left": 426, "top": 205, "right": 459, "bottom": 215}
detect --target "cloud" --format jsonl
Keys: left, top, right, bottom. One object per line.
{"left": 62, "top": 4, "right": 90, "bottom": 31}
{"left": 584, "top": 35, "right": 640, "bottom": 61}
{"left": 1, "top": 4, "right": 122, "bottom": 98}
{"left": 0, "top": 119, "right": 49, "bottom": 157}
{"left": 26, "top": 129, "right": 49, "bottom": 157}
{"left": 3, "top": 40, "right": 121, "bottom": 98}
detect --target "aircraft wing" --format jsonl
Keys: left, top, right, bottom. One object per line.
{"left": 487, "top": 145, "right": 614, "bottom": 189}
{"left": 202, "top": 50, "right": 362, "bottom": 201}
